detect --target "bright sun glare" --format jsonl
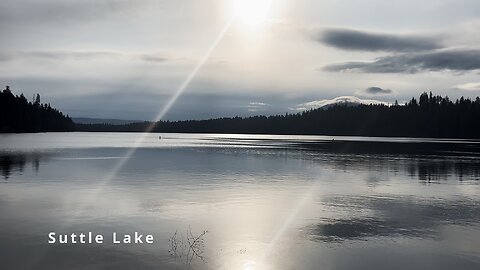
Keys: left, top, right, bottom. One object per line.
{"left": 232, "top": 0, "right": 273, "bottom": 27}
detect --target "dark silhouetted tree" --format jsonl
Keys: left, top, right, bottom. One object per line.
{"left": 0, "top": 86, "right": 75, "bottom": 133}
{"left": 34, "top": 93, "right": 41, "bottom": 106}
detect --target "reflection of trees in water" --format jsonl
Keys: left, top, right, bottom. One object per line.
{"left": 406, "top": 159, "right": 480, "bottom": 182}
{"left": 0, "top": 153, "right": 44, "bottom": 180}
{"left": 318, "top": 153, "right": 480, "bottom": 182}
{"left": 287, "top": 140, "right": 480, "bottom": 182}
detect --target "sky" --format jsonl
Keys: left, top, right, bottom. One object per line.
{"left": 1, "top": 0, "right": 480, "bottom": 120}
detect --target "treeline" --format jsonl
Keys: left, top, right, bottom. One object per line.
{"left": 77, "top": 92, "right": 480, "bottom": 139}
{"left": 0, "top": 86, "right": 75, "bottom": 133}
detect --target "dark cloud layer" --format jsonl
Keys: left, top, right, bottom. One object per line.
{"left": 324, "top": 49, "right": 480, "bottom": 73}
{"left": 364, "top": 87, "right": 392, "bottom": 95}
{"left": 317, "top": 28, "right": 442, "bottom": 52}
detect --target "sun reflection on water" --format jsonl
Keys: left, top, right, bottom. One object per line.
{"left": 243, "top": 260, "right": 257, "bottom": 270}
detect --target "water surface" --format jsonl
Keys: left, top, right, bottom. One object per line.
{"left": 0, "top": 133, "right": 479, "bottom": 270}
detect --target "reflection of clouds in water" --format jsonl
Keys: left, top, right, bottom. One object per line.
{"left": 309, "top": 195, "right": 480, "bottom": 242}
{"left": 325, "top": 246, "right": 480, "bottom": 270}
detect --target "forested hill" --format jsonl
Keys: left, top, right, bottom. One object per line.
{"left": 0, "top": 86, "right": 75, "bottom": 133}
{"left": 77, "top": 92, "right": 480, "bottom": 139}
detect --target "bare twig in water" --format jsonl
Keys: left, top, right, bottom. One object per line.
{"left": 169, "top": 227, "right": 208, "bottom": 267}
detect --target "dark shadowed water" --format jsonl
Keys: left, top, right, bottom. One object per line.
{"left": 0, "top": 133, "right": 479, "bottom": 270}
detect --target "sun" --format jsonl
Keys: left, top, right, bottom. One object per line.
{"left": 232, "top": 0, "right": 273, "bottom": 27}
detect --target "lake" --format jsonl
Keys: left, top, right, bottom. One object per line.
{"left": 0, "top": 132, "right": 479, "bottom": 270}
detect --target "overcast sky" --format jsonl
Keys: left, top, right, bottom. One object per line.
{"left": 1, "top": 0, "right": 480, "bottom": 120}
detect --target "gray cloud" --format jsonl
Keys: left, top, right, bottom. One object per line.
{"left": 324, "top": 49, "right": 480, "bottom": 73}
{"left": 0, "top": 51, "right": 120, "bottom": 61}
{"left": 0, "top": 0, "right": 152, "bottom": 24}
{"left": 246, "top": 102, "right": 269, "bottom": 112}
{"left": 316, "top": 28, "right": 443, "bottom": 52}
{"left": 454, "top": 82, "right": 480, "bottom": 91}
{"left": 0, "top": 51, "right": 172, "bottom": 64}
{"left": 364, "top": 87, "right": 392, "bottom": 95}
{"left": 141, "top": 55, "right": 168, "bottom": 63}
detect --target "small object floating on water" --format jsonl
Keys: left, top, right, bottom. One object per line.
{"left": 159, "top": 136, "right": 162, "bottom": 140}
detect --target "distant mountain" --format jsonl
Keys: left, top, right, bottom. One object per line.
{"left": 319, "top": 96, "right": 390, "bottom": 109}
{"left": 73, "top": 117, "right": 142, "bottom": 125}
{"left": 293, "top": 96, "right": 390, "bottom": 111}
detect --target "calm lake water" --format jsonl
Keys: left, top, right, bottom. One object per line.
{"left": 0, "top": 132, "right": 479, "bottom": 270}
